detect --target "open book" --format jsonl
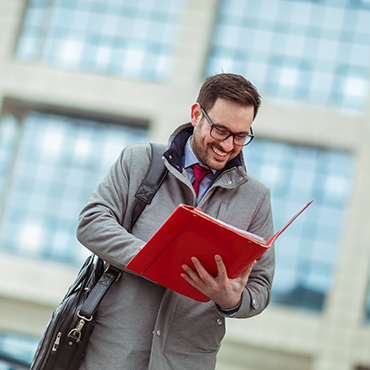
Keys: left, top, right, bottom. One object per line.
{"left": 127, "top": 200, "right": 314, "bottom": 302}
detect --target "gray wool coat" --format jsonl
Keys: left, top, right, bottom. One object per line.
{"left": 76, "top": 123, "right": 275, "bottom": 370}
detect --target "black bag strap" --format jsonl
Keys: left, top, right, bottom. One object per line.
{"left": 65, "top": 265, "right": 120, "bottom": 345}
{"left": 129, "top": 143, "right": 168, "bottom": 232}
{"left": 78, "top": 265, "right": 121, "bottom": 320}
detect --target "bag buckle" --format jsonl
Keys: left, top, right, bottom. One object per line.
{"left": 67, "top": 311, "right": 93, "bottom": 342}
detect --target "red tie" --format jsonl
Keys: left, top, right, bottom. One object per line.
{"left": 192, "top": 164, "right": 211, "bottom": 196}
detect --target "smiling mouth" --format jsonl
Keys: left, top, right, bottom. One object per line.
{"left": 212, "top": 145, "right": 228, "bottom": 157}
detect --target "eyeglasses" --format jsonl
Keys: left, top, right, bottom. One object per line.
{"left": 201, "top": 107, "right": 254, "bottom": 147}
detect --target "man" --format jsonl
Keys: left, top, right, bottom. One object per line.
{"left": 77, "top": 73, "right": 275, "bottom": 370}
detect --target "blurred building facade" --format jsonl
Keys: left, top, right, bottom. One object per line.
{"left": 0, "top": 0, "right": 370, "bottom": 369}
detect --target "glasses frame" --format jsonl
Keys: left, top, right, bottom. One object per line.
{"left": 200, "top": 107, "right": 254, "bottom": 147}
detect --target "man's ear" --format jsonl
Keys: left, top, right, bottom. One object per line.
{"left": 190, "top": 103, "right": 202, "bottom": 127}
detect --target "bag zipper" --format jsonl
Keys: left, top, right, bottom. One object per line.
{"left": 51, "top": 332, "right": 62, "bottom": 353}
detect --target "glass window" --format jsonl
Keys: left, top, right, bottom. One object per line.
{"left": 207, "top": 0, "right": 370, "bottom": 111}
{"left": 0, "top": 116, "right": 19, "bottom": 198}
{"left": 244, "top": 140, "right": 354, "bottom": 311}
{"left": 16, "top": 0, "right": 184, "bottom": 81}
{"left": 0, "top": 112, "right": 148, "bottom": 265}
{"left": 0, "top": 331, "right": 38, "bottom": 368}
{"left": 366, "top": 279, "right": 370, "bottom": 322}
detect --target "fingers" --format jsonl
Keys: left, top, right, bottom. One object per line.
{"left": 181, "top": 261, "right": 207, "bottom": 293}
{"left": 214, "top": 255, "right": 227, "bottom": 279}
{"left": 183, "top": 256, "right": 256, "bottom": 281}
{"left": 181, "top": 256, "right": 226, "bottom": 294}
{"left": 181, "top": 257, "right": 210, "bottom": 284}
{"left": 180, "top": 266, "right": 199, "bottom": 289}
{"left": 181, "top": 262, "right": 198, "bottom": 282}
{"left": 181, "top": 256, "right": 256, "bottom": 308}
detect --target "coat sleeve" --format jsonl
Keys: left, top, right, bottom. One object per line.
{"left": 219, "top": 187, "right": 275, "bottom": 319}
{"left": 76, "top": 144, "right": 151, "bottom": 270}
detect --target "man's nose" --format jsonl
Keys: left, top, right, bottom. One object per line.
{"left": 219, "top": 136, "right": 234, "bottom": 152}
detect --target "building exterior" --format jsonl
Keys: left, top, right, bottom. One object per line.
{"left": 0, "top": 0, "right": 369, "bottom": 369}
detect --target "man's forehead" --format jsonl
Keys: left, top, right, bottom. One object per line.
{"left": 206, "top": 101, "right": 254, "bottom": 131}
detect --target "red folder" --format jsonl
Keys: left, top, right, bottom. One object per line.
{"left": 127, "top": 200, "right": 314, "bottom": 302}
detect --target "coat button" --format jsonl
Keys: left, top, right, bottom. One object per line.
{"left": 252, "top": 299, "right": 258, "bottom": 309}
{"left": 169, "top": 155, "right": 173, "bottom": 159}
{"left": 156, "top": 330, "right": 161, "bottom": 336}
{"left": 227, "top": 180, "right": 232, "bottom": 184}
{"left": 216, "top": 319, "right": 223, "bottom": 325}
{"left": 239, "top": 176, "right": 243, "bottom": 180}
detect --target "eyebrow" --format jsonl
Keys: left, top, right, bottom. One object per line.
{"left": 212, "top": 123, "right": 250, "bottom": 136}
{"left": 202, "top": 107, "right": 251, "bottom": 135}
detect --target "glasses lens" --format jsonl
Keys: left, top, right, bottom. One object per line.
{"left": 233, "top": 135, "right": 248, "bottom": 146}
{"left": 210, "top": 124, "right": 253, "bottom": 146}
{"left": 211, "top": 126, "right": 229, "bottom": 140}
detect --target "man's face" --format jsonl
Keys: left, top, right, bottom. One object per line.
{"left": 190, "top": 98, "right": 254, "bottom": 171}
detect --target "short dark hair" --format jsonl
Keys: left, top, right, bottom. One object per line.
{"left": 196, "top": 73, "right": 261, "bottom": 120}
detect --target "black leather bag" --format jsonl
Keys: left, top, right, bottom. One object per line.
{"left": 30, "top": 255, "right": 120, "bottom": 370}
{"left": 30, "top": 143, "right": 167, "bottom": 370}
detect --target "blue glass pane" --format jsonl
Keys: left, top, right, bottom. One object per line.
{"left": 244, "top": 139, "right": 354, "bottom": 311}
{"left": 0, "top": 116, "right": 19, "bottom": 208}
{"left": 15, "top": 0, "right": 184, "bottom": 81}
{"left": 0, "top": 112, "right": 148, "bottom": 264}
{"left": 0, "top": 331, "right": 38, "bottom": 367}
{"left": 366, "top": 282, "right": 370, "bottom": 322}
{"left": 207, "top": 0, "right": 370, "bottom": 111}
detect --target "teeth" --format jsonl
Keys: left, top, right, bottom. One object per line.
{"left": 212, "top": 146, "right": 227, "bottom": 157}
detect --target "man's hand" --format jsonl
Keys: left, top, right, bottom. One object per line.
{"left": 181, "top": 255, "right": 256, "bottom": 309}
